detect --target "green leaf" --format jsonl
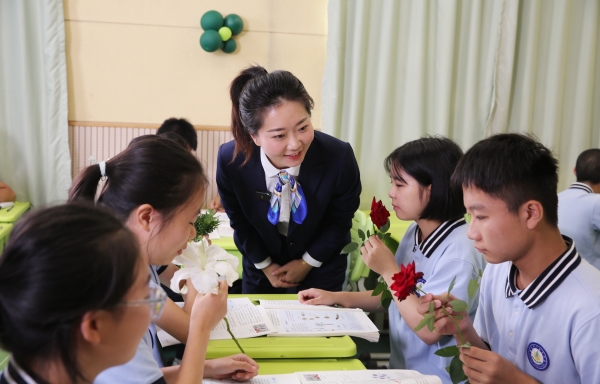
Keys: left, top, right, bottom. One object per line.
{"left": 379, "top": 219, "right": 390, "bottom": 233}
{"left": 445, "top": 366, "right": 450, "bottom": 374}
{"left": 381, "top": 296, "right": 392, "bottom": 309}
{"left": 377, "top": 232, "right": 384, "bottom": 240}
{"left": 447, "top": 276, "right": 457, "bottom": 297}
{"left": 468, "top": 278, "right": 479, "bottom": 300}
{"left": 193, "top": 210, "right": 222, "bottom": 241}
{"left": 366, "top": 230, "right": 371, "bottom": 238}
{"left": 414, "top": 314, "right": 431, "bottom": 331}
{"left": 383, "top": 232, "right": 391, "bottom": 241}
{"left": 449, "top": 355, "right": 468, "bottom": 384}
{"left": 448, "top": 299, "right": 468, "bottom": 313}
{"left": 435, "top": 345, "right": 460, "bottom": 357}
{"left": 371, "top": 281, "right": 385, "bottom": 296}
{"left": 427, "top": 316, "right": 435, "bottom": 332}
{"left": 478, "top": 269, "right": 483, "bottom": 277}
{"left": 428, "top": 301, "right": 434, "bottom": 314}
{"left": 358, "top": 229, "right": 365, "bottom": 242}
{"left": 341, "top": 242, "right": 359, "bottom": 254}
{"left": 380, "top": 289, "right": 393, "bottom": 308}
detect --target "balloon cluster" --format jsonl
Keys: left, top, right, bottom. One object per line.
{"left": 199, "top": 10, "right": 243, "bottom": 54}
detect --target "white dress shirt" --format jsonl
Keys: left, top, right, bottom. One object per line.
{"left": 254, "top": 147, "right": 321, "bottom": 269}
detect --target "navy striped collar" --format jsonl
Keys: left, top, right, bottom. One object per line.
{"left": 569, "top": 182, "right": 594, "bottom": 194}
{"left": 1, "top": 359, "right": 39, "bottom": 384}
{"left": 414, "top": 218, "right": 466, "bottom": 258}
{"left": 505, "top": 236, "right": 580, "bottom": 309}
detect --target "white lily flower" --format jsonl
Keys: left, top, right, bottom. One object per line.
{"left": 170, "top": 238, "right": 239, "bottom": 295}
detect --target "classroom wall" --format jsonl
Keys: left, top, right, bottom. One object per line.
{"left": 64, "top": 0, "right": 327, "bottom": 128}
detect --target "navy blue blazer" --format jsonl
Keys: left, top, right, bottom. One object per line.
{"left": 216, "top": 131, "right": 361, "bottom": 266}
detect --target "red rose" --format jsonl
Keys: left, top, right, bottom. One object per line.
{"left": 370, "top": 197, "right": 390, "bottom": 229}
{"left": 390, "top": 261, "right": 424, "bottom": 301}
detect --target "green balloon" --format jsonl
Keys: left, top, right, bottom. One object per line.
{"left": 223, "top": 14, "right": 244, "bottom": 35}
{"left": 219, "top": 27, "right": 232, "bottom": 41}
{"left": 200, "top": 10, "right": 223, "bottom": 31}
{"left": 200, "top": 30, "right": 222, "bottom": 52}
{"left": 221, "top": 39, "right": 237, "bottom": 54}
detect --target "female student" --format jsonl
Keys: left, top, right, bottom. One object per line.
{"left": 299, "top": 137, "right": 486, "bottom": 383}
{"left": 69, "top": 136, "right": 258, "bottom": 384}
{"left": 216, "top": 65, "right": 361, "bottom": 294}
{"left": 0, "top": 203, "right": 152, "bottom": 383}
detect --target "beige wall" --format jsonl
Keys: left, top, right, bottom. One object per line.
{"left": 64, "top": 0, "right": 327, "bottom": 128}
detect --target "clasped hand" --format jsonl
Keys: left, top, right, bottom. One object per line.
{"left": 263, "top": 259, "right": 313, "bottom": 288}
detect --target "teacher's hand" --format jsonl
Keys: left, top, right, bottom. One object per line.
{"left": 262, "top": 263, "right": 299, "bottom": 288}
{"left": 272, "top": 259, "right": 313, "bottom": 284}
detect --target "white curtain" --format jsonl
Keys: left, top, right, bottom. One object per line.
{"left": 0, "top": 0, "right": 71, "bottom": 207}
{"left": 324, "top": 0, "right": 600, "bottom": 208}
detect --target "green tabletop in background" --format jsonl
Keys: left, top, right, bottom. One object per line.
{"left": 0, "top": 202, "right": 30, "bottom": 223}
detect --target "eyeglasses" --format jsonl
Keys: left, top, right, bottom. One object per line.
{"left": 119, "top": 285, "right": 167, "bottom": 321}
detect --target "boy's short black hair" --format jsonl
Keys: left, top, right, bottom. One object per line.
{"left": 384, "top": 136, "right": 465, "bottom": 221}
{"left": 157, "top": 117, "right": 197, "bottom": 151}
{"left": 575, "top": 148, "right": 600, "bottom": 184}
{"left": 451, "top": 133, "right": 559, "bottom": 226}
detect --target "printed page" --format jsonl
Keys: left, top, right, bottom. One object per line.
{"left": 265, "top": 308, "right": 379, "bottom": 340}
{"left": 203, "top": 374, "right": 299, "bottom": 384}
{"left": 210, "top": 298, "right": 276, "bottom": 340}
{"left": 295, "top": 370, "right": 442, "bottom": 384}
{"left": 215, "top": 211, "right": 235, "bottom": 237}
{"left": 259, "top": 300, "right": 360, "bottom": 311}
{"left": 157, "top": 298, "right": 275, "bottom": 346}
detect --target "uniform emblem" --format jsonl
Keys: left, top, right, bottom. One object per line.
{"left": 527, "top": 342, "right": 549, "bottom": 370}
{"left": 415, "top": 278, "right": 426, "bottom": 297}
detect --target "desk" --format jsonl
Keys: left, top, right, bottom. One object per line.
{"left": 0, "top": 202, "right": 30, "bottom": 223}
{"left": 252, "top": 359, "right": 365, "bottom": 374}
{"left": 206, "top": 294, "right": 357, "bottom": 359}
{"left": 0, "top": 223, "right": 13, "bottom": 254}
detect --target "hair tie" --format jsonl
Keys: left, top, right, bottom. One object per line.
{"left": 99, "top": 162, "right": 107, "bottom": 177}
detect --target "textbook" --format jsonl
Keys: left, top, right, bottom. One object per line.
{"left": 157, "top": 298, "right": 380, "bottom": 347}
{"left": 202, "top": 370, "right": 442, "bottom": 384}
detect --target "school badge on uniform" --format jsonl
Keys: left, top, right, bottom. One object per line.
{"left": 414, "top": 278, "right": 426, "bottom": 297}
{"left": 527, "top": 342, "right": 550, "bottom": 370}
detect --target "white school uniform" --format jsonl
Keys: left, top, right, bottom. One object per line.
{"left": 389, "top": 218, "right": 485, "bottom": 384}
{"left": 94, "top": 265, "right": 165, "bottom": 384}
{"left": 473, "top": 237, "right": 600, "bottom": 383}
{"left": 558, "top": 182, "right": 600, "bottom": 269}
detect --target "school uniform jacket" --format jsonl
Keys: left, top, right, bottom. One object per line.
{"left": 216, "top": 130, "right": 361, "bottom": 266}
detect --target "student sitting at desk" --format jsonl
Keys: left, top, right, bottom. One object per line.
{"left": 419, "top": 134, "right": 600, "bottom": 383}
{"left": 0, "top": 204, "right": 152, "bottom": 384}
{"left": 558, "top": 148, "right": 600, "bottom": 269}
{"left": 69, "top": 137, "right": 257, "bottom": 384}
{"left": 299, "top": 137, "right": 485, "bottom": 384}
{"left": 216, "top": 65, "right": 361, "bottom": 294}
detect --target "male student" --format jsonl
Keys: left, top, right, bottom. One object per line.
{"left": 419, "top": 134, "right": 600, "bottom": 383}
{"left": 558, "top": 148, "right": 600, "bottom": 269}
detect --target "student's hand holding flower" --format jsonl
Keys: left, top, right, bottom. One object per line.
{"left": 191, "top": 281, "right": 228, "bottom": 332}
{"left": 417, "top": 293, "right": 473, "bottom": 337}
{"left": 204, "top": 354, "right": 259, "bottom": 381}
{"left": 360, "top": 235, "right": 399, "bottom": 279}
{"left": 272, "top": 259, "right": 313, "bottom": 285}
{"left": 460, "top": 347, "right": 539, "bottom": 384}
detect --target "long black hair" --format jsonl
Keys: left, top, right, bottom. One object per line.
{"left": 230, "top": 65, "right": 314, "bottom": 165}
{"left": 69, "top": 135, "right": 208, "bottom": 226}
{"left": 0, "top": 203, "right": 140, "bottom": 383}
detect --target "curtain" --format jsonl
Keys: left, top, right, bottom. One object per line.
{"left": 0, "top": 0, "right": 71, "bottom": 207}
{"left": 324, "top": 0, "right": 600, "bottom": 208}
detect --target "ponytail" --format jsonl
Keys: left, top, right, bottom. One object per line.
{"left": 229, "top": 65, "right": 314, "bottom": 165}
{"left": 68, "top": 163, "right": 105, "bottom": 202}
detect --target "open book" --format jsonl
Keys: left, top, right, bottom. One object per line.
{"left": 157, "top": 298, "right": 379, "bottom": 347}
{"left": 202, "top": 370, "right": 442, "bottom": 384}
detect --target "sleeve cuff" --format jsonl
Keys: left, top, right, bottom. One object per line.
{"left": 302, "top": 253, "right": 322, "bottom": 268}
{"left": 254, "top": 257, "right": 273, "bottom": 269}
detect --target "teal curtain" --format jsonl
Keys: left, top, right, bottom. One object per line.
{"left": 0, "top": 0, "right": 71, "bottom": 206}
{"left": 324, "top": 0, "right": 600, "bottom": 208}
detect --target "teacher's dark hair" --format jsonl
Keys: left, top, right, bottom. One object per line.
{"left": 230, "top": 65, "right": 314, "bottom": 165}
{"left": 0, "top": 203, "right": 140, "bottom": 383}
{"left": 385, "top": 136, "right": 465, "bottom": 221}
{"left": 68, "top": 135, "right": 208, "bottom": 227}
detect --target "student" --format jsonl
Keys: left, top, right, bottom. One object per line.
{"left": 216, "top": 65, "right": 361, "bottom": 294}
{"left": 299, "top": 137, "right": 484, "bottom": 383}
{"left": 69, "top": 136, "right": 258, "bottom": 384}
{"left": 0, "top": 203, "right": 152, "bottom": 383}
{"left": 558, "top": 148, "right": 600, "bottom": 269}
{"left": 157, "top": 118, "right": 197, "bottom": 152}
{"left": 419, "top": 134, "right": 600, "bottom": 383}
{"left": 0, "top": 181, "right": 15, "bottom": 202}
